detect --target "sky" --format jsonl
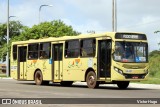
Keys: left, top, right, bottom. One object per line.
{"left": 0, "top": 0, "right": 160, "bottom": 52}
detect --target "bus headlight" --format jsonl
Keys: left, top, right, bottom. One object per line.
{"left": 114, "top": 67, "right": 123, "bottom": 75}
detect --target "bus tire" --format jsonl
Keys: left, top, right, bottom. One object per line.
{"left": 34, "top": 70, "right": 44, "bottom": 85}
{"left": 117, "top": 81, "right": 130, "bottom": 89}
{"left": 60, "top": 81, "right": 73, "bottom": 87}
{"left": 86, "top": 71, "right": 98, "bottom": 89}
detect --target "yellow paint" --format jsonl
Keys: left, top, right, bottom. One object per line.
{"left": 10, "top": 32, "right": 149, "bottom": 84}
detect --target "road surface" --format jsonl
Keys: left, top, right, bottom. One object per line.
{"left": 0, "top": 79, "right": 159, "bottom": 107}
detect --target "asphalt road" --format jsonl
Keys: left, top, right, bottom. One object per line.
{"left": 0, "top": 79, "right": 160, "bottom": 107}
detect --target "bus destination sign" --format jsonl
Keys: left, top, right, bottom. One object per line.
{"left": 115, "top": 33, "right": 147, "bottom": 40}
{"left": 123, "top": 35, "right": 138, "bottom": 39}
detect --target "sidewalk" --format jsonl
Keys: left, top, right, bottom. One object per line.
{"left": 129, "top": 83, "right": 160, "bottom": 89}
{"left": 73, "top": 82, "right": 160, "bottom": 89}
{"left": 0, "top": 77, "right": 12, "bottom": 79}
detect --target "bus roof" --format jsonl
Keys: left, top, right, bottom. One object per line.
{"left": 12, "top": 32, "right": 146, "bottom": 45}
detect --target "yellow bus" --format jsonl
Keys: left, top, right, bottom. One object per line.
{"left": 10, "top": 32, "right": 149, "bottom": 89}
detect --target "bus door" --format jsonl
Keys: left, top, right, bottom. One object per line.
{"left": 17, "top": 46, "right": 27, "bottom": 80}
{"left": 98, "top": 40, "right": 112, "bottom": 78}
{"left": 52, "top": 44, "right": 63, "bottom": 80}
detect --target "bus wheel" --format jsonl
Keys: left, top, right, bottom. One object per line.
{"left": 117, "top": 81, "right": 130, "bottom": 89}
{"left": 86, "top": 71, "right": 98, "bottom": 89}
{"left": 34, "top": 70, "right": 43, "bottom": 85}
{"left": 60, "top": 81, "right": 73, "bottom": 87}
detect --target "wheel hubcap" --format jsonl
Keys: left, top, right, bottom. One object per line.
{"left": 89, "top": 76, "right": 95, "bottom": 85}
{"left": 36, "top": 74, "right": 41, "bottom": 83}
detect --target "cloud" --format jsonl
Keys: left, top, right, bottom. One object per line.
{"left": 0, "top": 0, "right": 160, "bottom": 51}
{"left": 0, "top": 1, "right": 7, "bottom": 23}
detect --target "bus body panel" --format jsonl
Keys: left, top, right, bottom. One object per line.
{"left": 10, "top": 61, "right": 18, "bottom": 80}
{"left": 10, "top": 32, "right": 149, "bottom": 88}
{"left": 26, "top": 59, "right": 52, "bottom": 80}
{"left": 62, "top": 58, "right": 92, "bottom": 81}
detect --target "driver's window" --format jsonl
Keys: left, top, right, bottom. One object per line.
{"left": 114, "top": 42, "right": 124, "bottom": 61}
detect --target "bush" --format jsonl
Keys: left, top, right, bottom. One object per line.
{"left": 149, "top": 50, "right": 160, "bottom": 77}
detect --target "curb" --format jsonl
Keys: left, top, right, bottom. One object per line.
{"left": 0, "top": 77, "right": 12, "bottom": 79}
{"left": 129, "top": 83, "right": 160, "bottom": 89}
{"left": 73, "top": 82, "right": 160, "bottom": 89}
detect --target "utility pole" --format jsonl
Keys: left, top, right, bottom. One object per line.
{"left": 115, "top": 0, "right": 117, "bottom": 32}
{"left": 112, "top": 0, "right": 117, "bottom": 32}
{"left": 6, "top": 0, "right": 9, "bottom": 77}
{"left": 112, "top": 0, "right": 115, "bottom": 32}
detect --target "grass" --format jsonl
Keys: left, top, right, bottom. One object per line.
{"left": 134, "top": 70, "right": 160, "bottom": 84}
{"left": 138, "top": 77, "right": 160, "bottom": 84}
{"left": 137, "top": 52, "right": 160, "bottom": 84}
{"left": 0, "top": 73, "right": 7, "bottom": 77}
{"left": 134, "top": 71, "right": 160, "bottom": 84}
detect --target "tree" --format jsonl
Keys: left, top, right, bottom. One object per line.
{"left": 0, "top": 21, "right": 25, "bottom": 60}
{"left": 149, "top": 50, "right": 160, "bottom": 57}
{"left": 0, "top": 20, "right": 80, "bottom": 60}
{"left": 154, "top": 30, "right": 160, "bottom": 47}
{"left": 12, "top": 20, "right": 80, "bottom": 41}
{"left": 0, "top": 21, "right": 24, "bottom": 45}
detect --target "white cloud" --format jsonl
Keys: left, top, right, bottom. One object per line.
{"left": 0, "top": 1, "right": 7, "bottom": 23}
{"left": 74, "top": 20, "right": 107, "bottom": 33}
{"left": 0, "top": 0, "right": 160, "bottom": 51}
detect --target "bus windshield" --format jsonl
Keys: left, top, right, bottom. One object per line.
{"left": 113, "top": 41, "right": 148, "bottom": 63}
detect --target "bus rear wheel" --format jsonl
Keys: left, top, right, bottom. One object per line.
{"left": 34, "top": 70, "right": 49, "bottom": 85}
{"left": 86, "top": 71, "right": 99, "bottom": 89}
{"left": 117, "top": 81, "right": 130, "bottom": 89}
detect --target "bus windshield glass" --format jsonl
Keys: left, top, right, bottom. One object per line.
{"left": 113, "top": 42, "right": 148, "bottom": 63}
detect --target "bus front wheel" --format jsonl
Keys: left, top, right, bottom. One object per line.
{"left": 117, "top": 81, "right": 130, "bottom": 89}
{"left": 86, "top": 71, "right": 99, "bottom": 89}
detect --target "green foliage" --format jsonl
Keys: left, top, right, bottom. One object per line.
{"left": 13, "top": 20, "right": 80, "bottom": 41}
{"left": 139, "top": 78, "right": 160, "bottom": 84}
{"left": 0, "top": 21, "right": 25, "bottom": 60}
{"left": 149, "top": 50, "right": 160, "bottom": 57}
{"left": 149, "top": 52, "right": 160, "bottom": 77}
{"left": 12, "top": 20, "right": 80, "bottom": 41}
{"left": 136, "top": 50, "right": 160, "bottom": 84}
{"left": 0, "top": 21, "right": 24, "bottom": 41}
{"left": 0, "top": 74, "right": 7, "bottom": 77}
{"left": 0, "top": 20, "right": 80, "bottom": 60}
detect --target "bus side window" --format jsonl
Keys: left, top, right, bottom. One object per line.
{"left": 28, "top": 44, "right": 39, "bottom": 60}
{"left": 39, "top": 42, "right": 51, "bottom": 59}
{"left": 65, "top": 42, "right": 68, "bottom": 57}
{"left": 65, "top": 40, "right": 79, "bottom": 58}
{"left": 80, "top": 39, "right": 96, "bottom": 57}
{"left": 13, "top": 45, "right": 17, "bottom": 60}
{"left": 81, "top": 47, "right": 87, "bottom": 56}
